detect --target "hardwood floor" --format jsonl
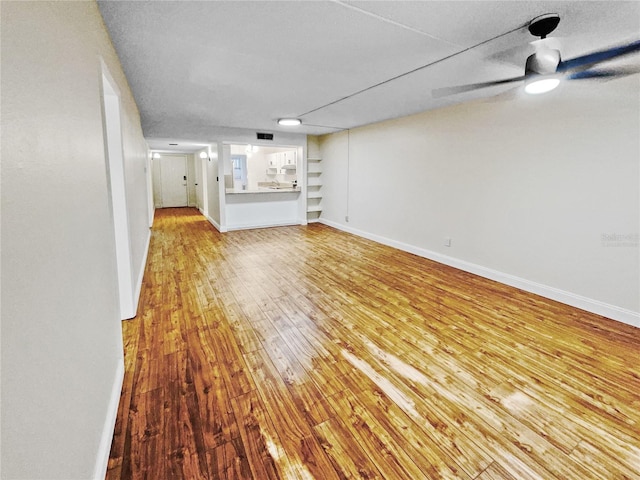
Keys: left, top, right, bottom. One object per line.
{"left": 107, "top": 207, "right": 640, "bottom": 480}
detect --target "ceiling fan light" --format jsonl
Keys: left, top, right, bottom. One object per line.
{"left": 525, "top": 77, "right": 560, "bottom": 94}
{"left": 277, "top": 118, "right": 302, "bottom": 126}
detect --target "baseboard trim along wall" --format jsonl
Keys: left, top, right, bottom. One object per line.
{"left": 226, "top": 220, "right": 302, "bottom": 232}
{"left": 205, "top": 213, "right": 224, "bottom": 233}
{"left": 93, "top": 359, "right": 124, "bottom": 480}
{"left": 320, "top": 219, "right": 640, "bottom": 329}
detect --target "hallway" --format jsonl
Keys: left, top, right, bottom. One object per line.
{"left": 107, "top": 208, "right": 640, "bottom": 479}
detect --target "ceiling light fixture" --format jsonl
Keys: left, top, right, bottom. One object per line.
{"left": 152, "top": 152, "right": 161, "bottom": 159}
{"left": 277, "top": 118, "right": 302, "bottom": 126}
{"left": 524, "top": 77, "right": 560, "bottom": 94}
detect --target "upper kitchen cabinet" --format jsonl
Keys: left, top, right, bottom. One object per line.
{"left": 266, "top": 150, "right": 297, "bottom": 173}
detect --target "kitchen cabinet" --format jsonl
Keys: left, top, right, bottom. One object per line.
{"left": 268, "top": 150, "right": 297, "bottom": 173}
{"left": 281, "top": 151, "right": 297, "bottom": 172}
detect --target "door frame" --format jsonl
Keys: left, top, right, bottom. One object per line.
{"left": 100, "top": 65, "right": 135, "bottom": 320}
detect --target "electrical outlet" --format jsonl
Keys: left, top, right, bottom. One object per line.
{"left": 444, "top": 237, "right": 452, "bottom": 247}
{"left": 345, "top": 215, "right": 349, "bottom": 222}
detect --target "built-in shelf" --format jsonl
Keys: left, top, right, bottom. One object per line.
{"left": 308, "top": 167, "right": 322, "bottom": 174}
{"left": 306, "top": 156, "right": 322, "bottom": 221}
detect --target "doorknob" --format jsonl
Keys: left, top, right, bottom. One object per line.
{"left": 183, "top": 175, "right": 187, "bottom": 180}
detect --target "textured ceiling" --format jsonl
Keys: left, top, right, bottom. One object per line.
{"left": 98, "top": 1, "right": 639, "bottom": 149}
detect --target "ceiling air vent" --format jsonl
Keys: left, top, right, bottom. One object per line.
{"left": 256, "top": 132, "right": 274, "bottom": 141}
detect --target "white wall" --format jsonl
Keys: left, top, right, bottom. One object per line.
{"left": 226, "top": 192, "right": 302, "bottom": 230}
{"left": 152, "top": 156, "right": 163, "bottom": 207}
{"left": 319, "top": 77, "right": 639, "bottom": 325}
{"left": 207, "top": 145, "right": 221, "bottom": 228}
{"left": 186, "top": 154, "right": 197, "bottom": 206}
{"left": 1, "top": 1, "right": 150, "bottom": 478}
{"left": 307, "top": 135, "right": 321, "bottom": 159}
{"left": 194, "top": 149, "right": 205, "bottom": 211}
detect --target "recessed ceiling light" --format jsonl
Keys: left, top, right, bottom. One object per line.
{"left": 524, "top": 77, "right": 560, "bottom": 95}
{"left": 277, "top": 118, "right": 302, "bottom": 126}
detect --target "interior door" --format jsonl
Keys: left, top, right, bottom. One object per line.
{"left": 160, "top": 155, "right": 188, "bottom": 207}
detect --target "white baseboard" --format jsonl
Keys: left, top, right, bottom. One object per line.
{"left": 149, "top": 206, "right": 155, "bottom": 228}
{"left": 93, "top": 359, "right": 124, "bottom": 480}
{"left": 319, "top": 219, "right": 639, "bottom": 328}
{"left": 226, "top": 220, "right": 301, "bottom": 231}
{"left": 205, "top": 213, "right": 225, "bottom": 232}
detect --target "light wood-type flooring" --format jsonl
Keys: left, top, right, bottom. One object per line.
{"left": 107, "top": 207, "right": 640, "bottom": 480}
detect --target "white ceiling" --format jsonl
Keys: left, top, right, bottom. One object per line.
{"left": 98, "top": 1, "right": 640, "bottom": 149}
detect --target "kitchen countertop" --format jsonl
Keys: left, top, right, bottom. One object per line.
{"left": 225, "top": 187, "right": 301, "bottom": 194}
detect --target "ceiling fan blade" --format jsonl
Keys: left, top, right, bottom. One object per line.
{"left": 567, "top": 66, "right": 640, "bottom": 80}
{"left": 558, "top": 39, "right": 640, "bottom": 72}
{"left": 432, "top": 76, "right": 525, "bottom": 98}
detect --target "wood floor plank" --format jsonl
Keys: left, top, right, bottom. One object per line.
{"left": 242, "top": 349, "right": 340, "bottom": 479}
{"left": 485, "top": 381, "right": 582, "bottom": 455}
{"left": 126, "top": 389, "right": 166, "bottom": 479}
{"left": 356, "top": 388, "right": 472, "bottom": 479}
{"left": 203, "top": 321, "right": 256, "bottom": 399}
{"left": 336, "top": 342, "right": 494, "bottom": 479}
{"left": 185, "top": 333, "right": 241, "bottom": 450}
{"left": 569, "top": 439, "right": 640, "bottom": 480}
{"left": 475, "top": 462, "right": 517, "bottom": 480}
{"left": 312, "top": 418, "right": 384, "bottom": 479}
{"left": 107, "top": 208, "right": 640, "bottom": 480}
{"left": 229, "top": 390, "right": 294, "bottom": 480}
{"left": 329, "top": 388, "right": 431, "bottom": 480}
{"left": 205, "top": 441, "right": 253, "bottom": 480}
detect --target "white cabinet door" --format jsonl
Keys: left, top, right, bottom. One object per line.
{"left": 283, "top": 151, "right": 296, "bottom": 165}
{"left": 267, "top": 153, "right": 279, "bottom": 167}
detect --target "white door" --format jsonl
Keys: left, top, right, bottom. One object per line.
{"left": 160, "top": 155, "right": 188, "bottom": 207}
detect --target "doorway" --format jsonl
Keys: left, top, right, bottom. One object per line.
{"left": 158, "top": 154, "right": 188, "bottom": 207}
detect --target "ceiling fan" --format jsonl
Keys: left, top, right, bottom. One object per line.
{"left": 433, "top": 14, "right": 640, "bottom": 98}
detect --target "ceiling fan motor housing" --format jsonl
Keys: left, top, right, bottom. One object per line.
{"left": 525, "top": 48, "right": 561, "bottom": 76}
